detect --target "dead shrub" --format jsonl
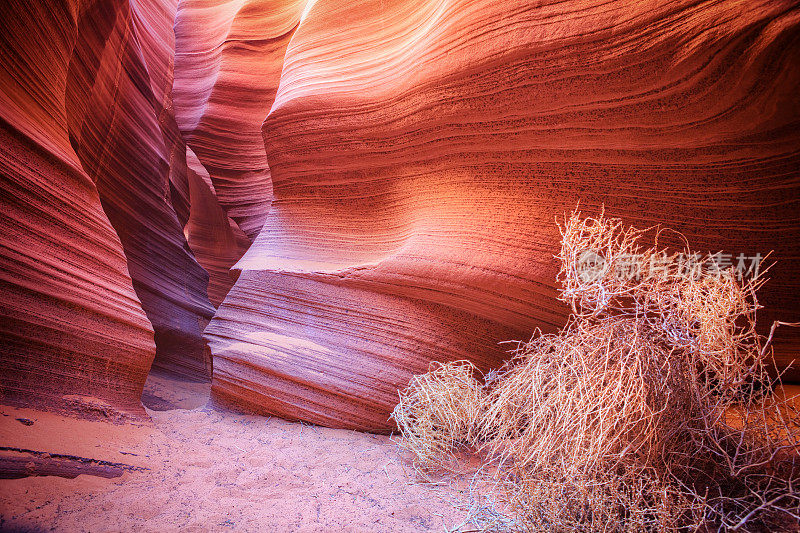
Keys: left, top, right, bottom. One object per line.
{"left": 393, "top": 360, "right": 486, "bottom": 476}
{"left": 391, "top": 208, "right": 800, "bottom": 532}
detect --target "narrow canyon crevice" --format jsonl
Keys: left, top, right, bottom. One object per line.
{"left": 1, "top": 0, "right": 799, "bottom": 431}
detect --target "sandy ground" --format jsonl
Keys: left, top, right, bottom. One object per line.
{"left": 0, "top": 373, "right": 466, "bottom": 532}
{"left": 3, "top": 373, "right": 797, "bottom": 533}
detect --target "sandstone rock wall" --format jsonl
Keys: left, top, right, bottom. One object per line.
{"left": 0, "top": 0, "right": 158, "bottom": 412}
{"left": 0, "top": 0, "right": 217, "bottom": 413}
{"left": 1, "top": 0, "right": 798, "bottom": 429}
{"left": 65, "top": 0, "right": 215, "bottom": 380}
{"left": 206, "top": 0, "right": 800, "bottom": 430}
{"left": 173, "top": 0, "right": 307, "bottom": 239}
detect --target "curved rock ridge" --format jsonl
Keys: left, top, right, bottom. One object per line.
{"left": 0, "top": 1, "right": 155, "bottom": 412}
{"left": 65, "top": 0, "right": 215, "bottom": 380}
{"left": 185, "top": 147, "right": 251, "bottom": 307}
{"left": 205, "top": 0, "right": 800, "bottom": 430}
{"left": 209, "top": 271, "right": 524, "bottom": 429}
{"left": 173, "top": 0, "right": 308, "bottom": 239}
{"left": 1, "top": 0, "right": 799, "bottom": 430}
{"left": 0, "top": 0, "right": 226, "bottom": 406}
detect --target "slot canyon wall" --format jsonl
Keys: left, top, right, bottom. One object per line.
{"left": 1, "top": 0, "right": 799, "bottom": 430}
{"left": 0, "top": 0, "right": 224, "bottom": 414}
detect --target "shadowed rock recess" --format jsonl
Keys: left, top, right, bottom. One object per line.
{"left": 1, "top": 0, "right": 799, "bottom": 429}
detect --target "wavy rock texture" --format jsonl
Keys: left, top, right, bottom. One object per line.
{"left": 0, "top": 0, "right": 221, "bottom": 413}
{"left": 66, "top": 0, "right": 216, "bottom": 381}
{"left": 206, "top": 0, "right": 800, "bottom": 431}
{"left": 0, "top": 1, "right": 155, "bottom": 412}
{"left": 1, "top": 0, "right": 798, "bottom": 431}
{"left": 173, "top": 0, "right": 307, "bottom": 239}
{"left": 184, "top": 147, "right": 250, "bottom": 306}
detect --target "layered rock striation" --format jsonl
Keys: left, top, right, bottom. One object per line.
{"left": 173, "top": 0, "right": 307, "bottom": 239}
{"left": 0, "top": 0, "right": 158, "bottom": 412}
{"left": 65, "top": 0, "right": 215, "bottom": 381}
{"left": 206, "top": 0, "right": 800, "bottom": 430}
{"left": 1, "top": 0, "right": 798, "bottom": 428}
{"left": 0, "top": 0, "right": 217, "bottom": 414}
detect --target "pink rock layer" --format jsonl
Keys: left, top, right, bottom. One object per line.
{"left": 0, "top": 0, "right": 229, "bottom": 412}
{"left": 65, "top": 0, "right": 216, "bottom": 381}
{"left": 173, "top": 0, "right": 307, "bottom": 239}
{"left": 0, "top": 120, "right": 155, "bottom": 415}
{"left": 205, "top": 0, "right": 800, "bottom": 431}
{"left": 184, "top": 147, "right": 250, "bottom": 307}
{"left": 1, "top": 0, "right": 798, "bottom": 430}
{"left": 0, "top": 0, "right": 156, "bottom": 411}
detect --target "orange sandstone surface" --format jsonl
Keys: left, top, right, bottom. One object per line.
{"left": 0, "top": 0, "right": 799, "bottom": 529}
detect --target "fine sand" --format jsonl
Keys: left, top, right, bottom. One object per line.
{"left": 0, "top": 372, "right": 466, "bottom": 532}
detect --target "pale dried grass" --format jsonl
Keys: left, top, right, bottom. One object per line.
{"left": 393, "top": 360, "right": 486, "bottom": 476}
{"left": 391, "top": 208, "right": 800, "bottom": 532}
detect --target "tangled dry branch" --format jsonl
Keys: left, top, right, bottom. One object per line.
{"left": 392, "top": 208, "right": 800, "bottom": 532}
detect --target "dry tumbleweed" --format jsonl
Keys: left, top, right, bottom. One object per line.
{"left": 392, "top": 208, "right": 800, "bottom": 532}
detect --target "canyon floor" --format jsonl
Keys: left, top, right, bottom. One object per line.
{"left": 3, "top": 372, "right": 798, "bottom": 533}
{"left": 0, "top": 372, "right": 466, "bottom": 532}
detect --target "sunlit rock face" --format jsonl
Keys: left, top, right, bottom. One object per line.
{"left": 205, "top": 0, "right": 800, "bottom": 431}
{"left": 0, "top": 0, "right": 798, "bottom": 428}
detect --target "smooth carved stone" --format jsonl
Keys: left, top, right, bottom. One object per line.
{"left": 0, "top": 121, "right": 156, "bottom": 414}
{"left": 65, "top": 0, "right": 215, "bottom": 381}
{"left": 1, "top": 0, "right": 798, "bottom": 430}
{"left": 207, "top": 270, "right": 524, "bottom": 430}
{"left": 0, "top": 0, "right": 218, "bottom": 403}
{"left": 173, "top": 0, "right": 308, "bottom": 239}
{"left": 184, "top": 148, "right": 250, "bottom": 307}
{"left": 205, "top": 0, "right": 800, "bottom": 431}
{"left": 0, "top": 0, "right": 157, "bottom": 413}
